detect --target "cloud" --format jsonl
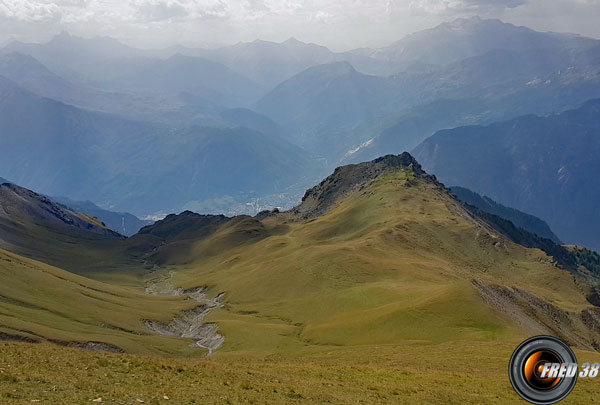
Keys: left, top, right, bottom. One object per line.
{"left": 0, "top": 0, "right": 599, "bottom": 51}
{"left": 134, "top": 0, "right": 190, "bottom": 21}
{"left": 0, "top": 0, "right": 63, "bottom": 22}
{"left": 0, "top": 0, "right": 527, "bottom": 26}
{"left": 407, "top": 0, "right": 526, "bottom": 14}
{"left": 313, "top": 10, "right": 331, "bottom": 23}
{"left": 55, "top": 0, "right": 91, "bottom": 6}
{"left": 463, "top": 0, "right": 526, "bottom": 8}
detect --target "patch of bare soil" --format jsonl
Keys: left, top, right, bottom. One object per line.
{"left": 145, "top": 274, "right": 224, "bottom": 355}
{"left": 472, "top": 280, "right": 598, "bottom": 350}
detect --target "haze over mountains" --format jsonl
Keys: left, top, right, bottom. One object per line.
{"left": 415, "top": 99, "right": 600, "bottom": 252}
{"left": 1, "top": 16, "right": 600, "bottom": 251}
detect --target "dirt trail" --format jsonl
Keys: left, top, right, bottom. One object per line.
{"left": 145, "top": 272, "right": 224, "bottom": 355}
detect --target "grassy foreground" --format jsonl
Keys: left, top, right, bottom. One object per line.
{"left": 1, "top": 340, "right": 600, "bottom": 404}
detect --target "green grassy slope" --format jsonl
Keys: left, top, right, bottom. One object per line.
{"left": 151, "top": 163, "right": 598, "bottom": 355}
{"left": 0, "top": 248, "right": 202, "bottom": 356}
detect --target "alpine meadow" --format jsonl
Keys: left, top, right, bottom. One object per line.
{"left": 1, "top": 2, "right": 600, "bottom": 404}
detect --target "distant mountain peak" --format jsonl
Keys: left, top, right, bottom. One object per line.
{"left": 44, "top": 31, "right": 136, "bottom": 57}
{"left": 48, "top": 30, "right": 77, "bottom": 45}
{"left": 50, "top": 31, "right": 123, "bottom": 44}
{"left": 283, "top": 37, "right": 303, "bottom": 45}
{"left": 366, "top": 16, "right": 567, "bottom": 67}
{"left": 425, "top": 16, "right": 511, "bottom": 35}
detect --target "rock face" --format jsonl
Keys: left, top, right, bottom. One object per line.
{"left": 294, "top": 152, "right": 434, "bottom": 218}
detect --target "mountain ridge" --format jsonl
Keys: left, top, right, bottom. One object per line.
{"left": 356, "top": 16, "right": 599, "bottom": 69}
{"left": 0, "top": 182, "right": 118, "bottom": 237}
{"left": 414, "top": 98, "right": 600, "bottom": 252}
{"left": 450, "top": 186, "right": 561, "bottom": 243}
{"left": 51, "top": 196, "right": 152, "bottom": 237}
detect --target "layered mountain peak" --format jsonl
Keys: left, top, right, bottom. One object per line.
{"left": 280, "top": 37, "right": 320, "bottom": 49}
{"left": 283, "top": 37, "right": 303, "bottom": 45}
{"left": 370, "top": 16, "right": 578, "bottom": 67}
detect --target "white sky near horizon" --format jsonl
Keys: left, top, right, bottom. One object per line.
{"left": 0, "top": 0, "right": 599, "bottom": 51}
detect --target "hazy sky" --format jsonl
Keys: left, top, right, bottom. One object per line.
{"left": 1, "top": 0, "right": 599, "bottom": 50}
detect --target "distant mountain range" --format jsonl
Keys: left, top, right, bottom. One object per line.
{"left": 2, "top": 31, "right": 148, "bottom": 82}
{"left": 82, "top": 53, "right": 264, "bottom": 106}
{"left": 0, "top": 76, "right": 317, "bottom": 215}
{"left": 184, "top": 37, "right": 396, "bottom": 87}
{"left": 1, "top": 16, "right": 600, "bottom": 235}
{"left": 253, "top": 18, "right": 600, "bottom": 164}
{"left": 0, "top": 75, "right": 161, "bottom": 208}
{"left": 0, "top": 52, "right": 224, "bottom": 124}
{"left": 414, "top": 99, "right": 600, "bottom": 252}
{"left": 2, "top": 33, "right": 394, "bottom": 89}
{"left": 353, "top": 16, "right": 598, "bottom": 70}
